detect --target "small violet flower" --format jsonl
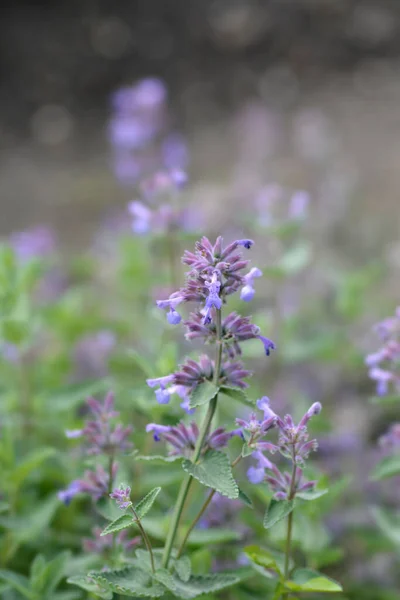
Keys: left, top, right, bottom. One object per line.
{"left": 241, "top": 267, "right": 262, "bottom": 302}
{"left": 110, "top": 484, "right": 132, "bottom": 510}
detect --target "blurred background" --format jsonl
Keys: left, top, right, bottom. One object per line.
{"left": 1, "top": 0, "right": 400, "bottom": 256}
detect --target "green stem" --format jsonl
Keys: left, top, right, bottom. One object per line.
{"left": 176, "top": 453, "right": 242, "bottom": 558}
{"left": 162, "top": 309, "right": 223, "bottom": 569}
{"left": 131, "top": 506, "right": 156, "bottom": 573}
{"left": 282, "top": 451, "right": 298, "bottom": 598}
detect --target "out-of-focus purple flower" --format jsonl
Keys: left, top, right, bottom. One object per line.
{"left": 366, "top": 307, "right": 400, "bottom": 396}
{"left": 199, "top": 493, "right": 242, "bottom": 528}
{"left": 288, "top": 190, "right": 310, "bottom": 221}
{"left": 379, "top": 423, "right": 400, "bottom": 451}
{"left": 10, "top": 226, "right": 56, "bottom": 262}
{"left": 83, "top": 527, "right": 141, "bottom": 554}
{"left": 58, "top": 480, "right": 82, "bottom": 505}
{"left": 74, "top": 331, "right": 116, "bottom": 378}
{"left": 247, "top": 466, "right": 265, "bottom": 484}
{"left": 146, "top": 421, "right": 241, "bottom": 458}
{"left": 162, "top": 133, "right": 190, "bottom": 170}
{"left": 110, "top": 484, "right": 132, "bottom": 510}
{"left": 72, "top": 392, "right": 132, "bottom": 456}
{"left": 241, "top": 267, "right": 262, "bottom": 302}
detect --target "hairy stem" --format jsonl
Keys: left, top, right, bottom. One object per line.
{"left": 162, "top": 309, "right": 223, "bottom": 568}
{"left": 283, "top": 451, "right": 298, "bottom": 597}
{"left": 131, "top": 506, "right": 156, "bottom": 573}
{"left": 176, "top": 453, "right": 242, "bottom": 558}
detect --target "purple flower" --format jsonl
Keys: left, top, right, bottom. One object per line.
{"left": 10, "top": 226, "right": 56, "bottom": 262}
{"left": 202, "top": 271, "right": 222, "bottom": 324}
{"left": 288, "top": 190, "right": 310, "bottom": 221}
{"left": 83, "top": 526, "right": 141, "bottom": 554}
{"left": 240, "top": 267, "right": 262, "bottom": 302}
{"left": 110, "top": 484, "right": 132, "bottom": 510}
{"left": 247, "top": 466, "right": 265, "bottom": 484}
{"left": 366, "top": 307, "right": 400, "bottom": 396}
{"left": 146, "top": 421, "right": 240, "bottom": 457}
{"left": 258, "top": 336, "right": 276, "bottom": 356}
{"left": 58, "top": 480, "right": 82, "bottom": 505}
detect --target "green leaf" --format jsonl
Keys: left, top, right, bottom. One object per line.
{"left": 219, "top": 386, "right": 255, "bottom": 406}
{"left": 156, "top": 569, "right": 252, "bottom": 599}
{"left": 135, "top": 487, "right": 162, "bottom": 520}
{"left": 371, "top": 506, "right": 400, "bottom": 545}
{"left": 238, "top": 489, "right": 253, "bottom": 507}
{"left": 296, "top": 488, "right": 328, "bottom": 501}
{"left": 182, "top": 450, "right": 239, "bottom": 499}
{"left": 370, "top": 455, "right": 400, "bottom": 481}
{"left": 39, "top": 552, "right": 70, "bottom": 596}
{"left": 174, "top": 556, "right": 191, "bottom": 582}
{"left": 244, "top": 545, "right": 281, "bottom": 575}
{"left": 11, "top": 448, "right": 56, "bottom": 487}
{"left": 134, "top": 454, "right": 182, "bottom": 464}
{"left": 278, "top": 243, "right": 312, "bottom": 275}
{"left": 369, "top": 394, "right": 400, "bottom": 406}
{"left": 67, "top": 575, "right": 113, "bottom": 599}
{"left": 184, "top": 527, "right": 241, "bottom": 546}
{"left": 90, "top": 567, "right": 165, "bottom": 597}
{"left": 241, "top": 444, "right": 254, "bottom": 458}
{"left": 0, "top": 495, "right": 58, "bottom": 543}
{"left": 100, "top": 514, "right": 134, "bottom": 537}
{"left": 47, "top": 379, "right": 111, "bottom": 412}
{"left": 263, "top": 498, "right": 294, "bottom": 529}
{"left": 0, "top": 502, "right": 9, "bottom": 514}
{"left": 189, "top": 381, "right": 219, "bottom": 409}
{"left": 1, "top": 318, "right": 29, "bottom": 344}
{"left": 0, "top": 570, "right": 34, "bottom": 599}
{"left": 286, "top": 568, "right": 342, "bottom": 593}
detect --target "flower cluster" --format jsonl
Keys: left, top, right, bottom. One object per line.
{"left": 110, "top": 484, "right": 132, "bottom": 510}
{"left": 65, "top": 392, "right": 132, "bottom": 456}
{"left": 247, "top": 399, "right": 322, "bottom": 500}
{"left": 147, "top": 354, "right": 252, "bottom": 408}
{"left": 58, "top": 393, "right": 132, "bottom": 505}
{"left": 146, "top": 421, "right": 241, "bottom": 458}
{"left": 365, "top": 307, "right": 400, "bottom": 396}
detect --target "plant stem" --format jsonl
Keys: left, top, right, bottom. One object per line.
{"left": 176, "top": 453, "right": 242, "bottom": 558}
{"left": 161, "top": 309, "right": 223, "bottom": 569}
{"left": 131, "top": 506, "right": 156, "bottom": 574}
{"left": 283, "top": 452, "right": 298, "bottom": 598}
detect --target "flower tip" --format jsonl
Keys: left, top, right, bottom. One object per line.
{"left": 240, "top": 285, "right": 255, "bottom": 302}
{"left": 238, "top": 239, "right": 254, "bottom": 249}
{"left": 308, "top": 402, "right": 322, "bottom": 417}
{"left": 167, "top": 309, "right": 181, "bottom": 325}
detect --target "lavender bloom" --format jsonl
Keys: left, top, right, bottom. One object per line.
{"left": 241, "top": 267, "right": 262, "bottom": 302}
{"left": 58, "top": 480, "right": 82, "bottom": 505}
{"left": 71, "top": 392, "right": 132, "bottom": 456}
{"left": 83, "top": 526, "right": 141, "bottom": 554}
{"left": 366, "top": 307, "right": 400, "bottom": 396}
{"left": 247, "top": 401, "right": 321, "bottom": 499}
{"left": 379, "top": 423, "right": 400, "bottom": 451}
{"left": 110, "top": 484, "right": 132, "bottom": 510}
{"left": 157, "top": 236, "right": 255, "bottom": 326}
{"left": 146, "top": 421, "right": 241, "bottom": 458}
{"left": 10, "top": 226, "right": 56, "bottom": 262}
{"left": 59, "top": 464, "right": 118, "bottom": 504}
{"left": 184, "top": 311, "right": 274, "bottom": 359}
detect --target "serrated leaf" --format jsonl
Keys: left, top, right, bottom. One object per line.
{"left": 244, "top": 546, "right": 281, "bottom": 574}
{"left": 135, "top": 487, "right": 162, "bottom": 519}
{"left": 263, "top": 498, "right": 294, "bottom": 529}
{"left": 182, "top": 450, "right": 239, "bottom": 499}
{"left": 156, "top": 569, "right": 252, "bottom": 599}
{"left": 0, "top": 570, "right": 34, "bottom": 599}
{"left": 189, "top": 382, "right": 219, "bottom": 409}
{"left": 370, "top": 455, "right": 400, "bottom": 481}
{"left": 100, "top": 514, "right": 134, "bottom": 537}
{"left": 296, "top": 488, "right": 328, "bottom": 501}
{"left": 219, "top": 386, "right": 255, "bottom": 406}
{"left": 175, "top": 556, "right": 191, "bottom": 582}
{"left": 67, "top": 575, "right": 113, "bottom": 599}
{"left": 238, "top": 489, "right": 253, "bottom": 507}
{"left": 91, "top": 567, "right": 165, "bottom": 597}
{"left": 286, "top": 568, "right": 342, "bottom": 593}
